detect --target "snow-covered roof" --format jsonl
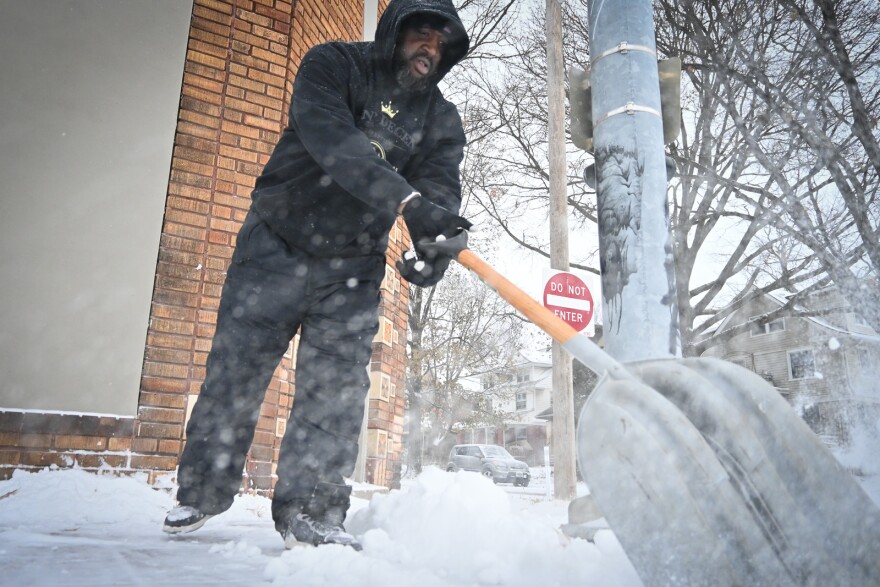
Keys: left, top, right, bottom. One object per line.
{"left": 705, "top": 288, "right": 880, "bottom": 346}
{"left": 517, "top": 348, "right": 552, "bottom": 366}
{"left": 807, "top": 317, "right": 880, "bottom": 345}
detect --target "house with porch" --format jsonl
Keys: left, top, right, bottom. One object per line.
{"left": 699, "top": 286, "right": 880, "bottom": 447}
{"left": 454, "top": 351, "right": 553, "bottom": 466}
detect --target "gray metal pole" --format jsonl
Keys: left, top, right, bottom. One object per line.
{"left": 588, "top": 0, "right": 680, "bottom": 362}
{"left": 546, "top": 0, "right": 576, "bottom": 501}
{"left": 354, "top": 0, "right": 381, "bottom": 483}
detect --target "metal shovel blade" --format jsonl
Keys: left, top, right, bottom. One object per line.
{"left": 579, "top": 357, "right": 880, "bottom": 587}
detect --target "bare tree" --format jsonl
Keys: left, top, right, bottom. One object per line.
{"left": 651, "top": 0, "right": 822, "bottom": 353}
{"left": 400, "top": 0, "right": 529, "bottom": 476}
{"left": 404, "top": 265, "right": 524, "bottom": 473}
{"left": 666, "top": 0, "right": 880, "bottom": 348}
{"left": 452, "top": 1, "right": 600, "bottom": 272}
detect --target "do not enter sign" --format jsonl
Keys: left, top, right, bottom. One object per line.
{"left": 543, "top": 271, "right": 594, "bottom": 332}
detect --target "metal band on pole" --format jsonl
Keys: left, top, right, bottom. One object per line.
{"left": 594, "top": 102, "right": 663, "bottom": 128}
{"left": 591, "top": 41, "right": 656, "bottom": 65}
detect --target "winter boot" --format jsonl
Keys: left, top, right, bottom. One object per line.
{"left": 281, "top": 482, "right": 362, "bottom": 551}
{"left": 162, "top": 505, "right": 216, "bottom": 534}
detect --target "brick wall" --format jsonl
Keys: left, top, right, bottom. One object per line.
{"left": 0, "top": 412, "right": 139, "bottom": 481}
{"left": 1, "top": 0, "right": 409, "bottom": 492}
{"left": 369, "top": 220, "right": 410, "bottom": 488}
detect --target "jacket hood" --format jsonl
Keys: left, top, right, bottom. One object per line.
{"left": 374, "top": 0, "right": 470, "bottom": 84}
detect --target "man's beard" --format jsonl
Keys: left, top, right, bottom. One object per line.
{"left": 394, "top": 54, "right": 435, "bottom": 92}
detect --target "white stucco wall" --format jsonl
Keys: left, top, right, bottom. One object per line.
{"left": 0, "top": 0, "right": 192, "bottom": 414}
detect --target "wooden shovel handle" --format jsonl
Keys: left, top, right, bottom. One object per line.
{"left": 457, "top": 249, "right": 579, "bottom": 345}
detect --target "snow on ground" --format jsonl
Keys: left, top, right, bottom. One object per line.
{"left": 2, "top": 458, "right": 877, "bottom": 586}
{"left": 0, "top": 466, "right": 642, "bottom": 587}
{"left": 832, "top": 422, "right": 880, "bottom": 505}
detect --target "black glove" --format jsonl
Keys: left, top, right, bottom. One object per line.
{"left": 396, "top": 250, "right": 451, "bottom": 288}
{"left": 401, "top": 196, "right": 472, "bottom": 258}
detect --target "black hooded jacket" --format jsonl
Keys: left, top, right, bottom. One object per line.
{"left": 250, "top": 0, "right": 470, "bottom": 258}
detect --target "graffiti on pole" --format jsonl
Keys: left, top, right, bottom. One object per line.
{"left": 596, "top": 144, "right": 642, "bottom": 334}
{"left": 596, "top": 144, "right": 680, "bottom": 354}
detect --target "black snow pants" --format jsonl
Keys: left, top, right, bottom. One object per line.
{"left": 175, "top": 208, "right": 384, "bottom": 531}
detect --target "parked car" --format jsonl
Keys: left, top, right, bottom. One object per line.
{"left": 446, "top": 444, "right": 531, "bottom": 486}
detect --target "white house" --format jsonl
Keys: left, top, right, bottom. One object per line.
{"left": 700, "top": 286, "right": 880, "bottom": 447}
{"left": 458, "top": 350, "right": 554, "bottom": 465}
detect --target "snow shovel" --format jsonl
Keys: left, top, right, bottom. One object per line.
{"left": 420, "top": 231, "right": 880, "bottom": 587}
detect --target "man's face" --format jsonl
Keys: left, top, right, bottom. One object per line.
{"left": 394, "top": 21, "right": 450, "bottom": 91}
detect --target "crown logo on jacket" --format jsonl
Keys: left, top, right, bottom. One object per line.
{"left": 381, "top": 101, "right": 399, "bottom": 119}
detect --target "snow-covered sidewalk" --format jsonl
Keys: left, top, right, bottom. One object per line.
{"left": 0, "top": 466, "right": 642, "bottom": 586}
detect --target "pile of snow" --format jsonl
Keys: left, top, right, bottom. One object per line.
{"left": 0, "top": 466, "right": 641, "bottom": 586}
{"left": 832, "top": 417, "right": 880, "bottom": 504}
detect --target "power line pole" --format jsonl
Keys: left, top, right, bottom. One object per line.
{"left": 588, "top": 0, "right": 680, "bottom": 361}
{"left": 546, "top": 0, "right": 576, "bottom": 501}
